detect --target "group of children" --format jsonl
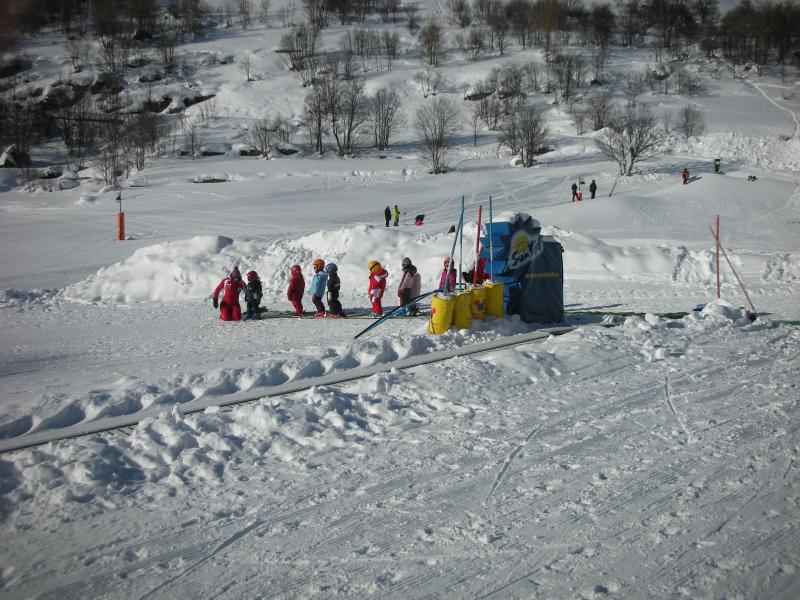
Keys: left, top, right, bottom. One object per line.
{"left": 211, "top": 256, "right": 424, "bottom": 321}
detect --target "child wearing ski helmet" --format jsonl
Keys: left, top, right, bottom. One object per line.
{"left": 397, "top": 257, "right": 422, "bottom": 316}
{"left": 325, "top": 263, "right": 344, "bottom": 317}
{"left": 287, "top": 264, "right": 305, "bottom": 316}
{"left": 244, "top": 270, "right": 263, "bottom": 319}
{"left": 367, "top": 260, "right": 387, "bottom": 317}
{"left": 212, "top": 266, "right": 246, "bottom": 321}
{"left": 439, "top": 258, "right": 457, "bottom": 293}
{"left": 308, "top": 259, "right": 328, "bottom": 317}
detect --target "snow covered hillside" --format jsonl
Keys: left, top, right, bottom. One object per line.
{"left": 1, "top": 0, "right": 799, "bottom": 597}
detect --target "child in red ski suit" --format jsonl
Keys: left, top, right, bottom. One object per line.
{"left": 212, "top": 266, "right": 246, "bottom": 321}
{"left": 287, "top": 264, "right": 305, "bottom": 316}
{"left": 367, "top": 260, "right": 388, "bottom": 316}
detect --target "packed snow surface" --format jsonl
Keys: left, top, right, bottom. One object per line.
{"left": 1, "top": 7, "right": 800, "bottom": 598}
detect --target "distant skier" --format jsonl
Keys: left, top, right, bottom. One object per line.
{"left": 287, "top": 264, "right": 305, "bottom": 316}
{"left": 244, "top": 270, "right": 263, "bottom": 319}
{"left": 212, "top": 266, "right": 246, "bottom": 321}
{"left": 309, "top": 259, "right": 328, "bottom": 317}
{"left": 393, "top": 204, "right": 400, "bottom": 227}
{"left": 571, "top": 182, "right": 578, "bottom": 201}
{"left": 439, "top": 257, "right": 457, "bottom": 293}
{"left": 682, "top": 168, "right": 690, "bottom": 184}
{"left": 384, "top": 206, "right": 391, "bottom": 227}
{"left": 589, "top": 179, "right": 597, "bottom": 199}
{"left": 325, "top": 263, "right": 344, "bottom": 317}
{"left": 368, "top": 260, "right": 388, "bottom": 317}
{"left": 397, "top": 257, "right": 422, "bottom": 316}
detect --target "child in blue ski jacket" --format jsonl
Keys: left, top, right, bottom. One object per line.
{"left": 308, "top": 259, "right": 328, "bottom": 317}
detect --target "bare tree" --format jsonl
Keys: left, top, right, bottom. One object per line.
{"left": 328, "top": 77, "right": 369, "bottom": 156}
{"left": 406, "top": 4, "right": 419, "bottom": 34}
{"left": 416, "top": 96, "right": 460, "bottom": 174}
{"left": 595, "top": 105, "right": 665, "bottom": 176}
{"left": 272, "top": 114, "right": 293, "bottom": 143}
{"left": 382, "top": 31, "right": 399, "bottom": 71}
{"left": 238, "top": 0, "right": 253, "bottom": 30}
{"left": 585, "top": 93, "right": 613, "bottom": 130}
{"left": 65, "top": 38, "right": 90, "bottom": 73}
{"left": 471, "top": 103, "right": 481, "bottom": 146}
{"left": 501, "top": 106, "right": 549, "bottom": 167}
{"left": 448, "top": 0, "right": 472, "bottom": 28}
{"left": 183, "top": 116, "right": 203, "bottom": 159}
{"left": 242, "top": 117, "right": 274, "bottom": 157}
{"left": 239, "top": 53, "right": 254, "bottom": 81}
{"left": 678, "top": 104, "right": 705, "bottom": 139}
{"left": 369, "top": 87, "right": 405, "bottom": 150}
{"left": 303, "top": 85, "right": 326, "bottom": 153}
{"left": 419, "top": 18, "right": 444, "bottom": 67}
{"left": 259, "top": 0, "right": 271, "bottom": 23}
{"left": 156, "top": 31, "right": 178, "bottom": 75}
{"left": 280, "top": 22, "right": 319, "bottom": 80}
{"left": 413, "top": 69, "right": 443, "bottom": 98}
{"left": 661, "top": 109, "right": 673, "bottom": 134}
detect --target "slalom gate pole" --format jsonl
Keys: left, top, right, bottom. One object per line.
{"left": 715, "top": 215, "right": 720, "bottom": 299}
{"left": 474, "top": 204, "right": 483, "bottom": 286}
{"left": 709, "top": 225, "right": 757, "bottom": 319}
{"left": 458, "top": 196, "right": 465, "bottom": 291}
{"left": 488, "top": 195, "right": 493, "bottom": 279}
{"left": 446, "top": 198, "right": 464, "bottom": 293}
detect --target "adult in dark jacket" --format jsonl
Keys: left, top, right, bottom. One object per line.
{"left": 325, "top": 263, "right": 344, "bottom": 317}
{"left": 384, "top": 206, "right": 391, "bottom": 227}
{"left": 571, "top": 182, "right": 578, "bottom": 202}
{"left": 212, "top": 266, "right": 246, "bottom": 321}
{"left": 589, "top": 179, "right": 597, "bottom": 199}
{"left": 244, "top": 270, "right": 263, "bottom": 319}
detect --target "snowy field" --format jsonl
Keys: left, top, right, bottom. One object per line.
{"left": 1, "top": 2, "right": 800, "bottom": 597}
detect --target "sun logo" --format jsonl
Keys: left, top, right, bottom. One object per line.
{"left": 507, "top": 230, "right": 543, "bottom": 271}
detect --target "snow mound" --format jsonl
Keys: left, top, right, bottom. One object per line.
{"left": 64, "top": 235, "right": 237, "bottom": 303}
{"left": 63, "top": 223, "right": 798, "bottom": 306}
{"left": 669, "top": 132, "right": 800, "bottom": 172}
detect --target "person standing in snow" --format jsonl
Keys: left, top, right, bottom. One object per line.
{"left": 397, "top": 257, "right": 422, "bottom": 316}
{"left": 384, "top": 206, "right": 391, "bottom": 227}
{"left": 325, "top": 263, "right": 344, "bottom": 317}
{"left": 309, "top": 259, "right": 328, "bottom": 317}
{"left": 244, "top": 270, "right": 263, "bottom": 319}
{"left": 287, "top": 264, "right": 305, "bottom": 316}
{"left": 589, "top": 179, "right": 597, "bottom": 199}
{"left": 462, "top": 246, "right": 489, "bottom": 286}
{"left": 368, "top": 260, "right": 388, "bottom": 316}
{"left": 212, "top": 266, "right": 246, "bottom": 321}
{"left": 682, "top": 168, "right": 690, "bottom": 184}
{"left": 439, "top": 257, "right": 457, "bottom": 293}
{"left": 571, "top": 182, "right": 578, "bottom": 202}
{"left": 393, "top": 204, "right": 400, "bottom": 227}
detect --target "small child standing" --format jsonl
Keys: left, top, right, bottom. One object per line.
{"left": 367, "top": 260, "right": 388, "bottom": 317}
{"left": 325, "top": 263, "right": 344, "bottom": 317}
{"left": 244, "top": 270, "right": 263, "bottom": 319}
{"left": 309, "top": 259, "right": 328, "bottom": 317}
{"left": 287, "top": 264, "right": 305, "bottom": 316}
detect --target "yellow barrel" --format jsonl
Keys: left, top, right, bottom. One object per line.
{"left": 469, "top": 286, "right": 486, "bottom": 320}
{"left": 483, "top": 281, "right": 505, "bottom": 317}
{"left": 428, "top": 293, "right": 455, "bottom": 335}
{"left": 453, "top": 291, "right": 473, "bottom": 329}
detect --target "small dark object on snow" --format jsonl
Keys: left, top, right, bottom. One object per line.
{"left": 415, "top": 214, "right": 425, "bottom": 226}
{"left": 747, "top": 175, "right": 758, "bottom": 182}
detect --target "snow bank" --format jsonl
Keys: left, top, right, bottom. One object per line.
{"left": 669, "top": 132, "right": 800, "bottom": 172}
{"left": 62, "top": 223, "right": 797, "bottom": 305}
{"left": 63, "top": 235, "right": 238, "bottom": 303}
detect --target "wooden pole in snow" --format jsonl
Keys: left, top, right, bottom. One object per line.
{"left": 709, "top": 225, "right": 757, "bottom": 319}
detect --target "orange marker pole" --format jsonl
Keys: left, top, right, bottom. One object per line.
{"left": 117, "top": 211, "right": 125, "bottom": 241}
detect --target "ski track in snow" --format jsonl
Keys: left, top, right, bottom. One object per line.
{"left": 3, "top": 314, "right": 799, "bottom": 599}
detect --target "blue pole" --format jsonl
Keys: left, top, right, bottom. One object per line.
{"left": 488, "top": 195, "right": 493, "bottom": 280}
